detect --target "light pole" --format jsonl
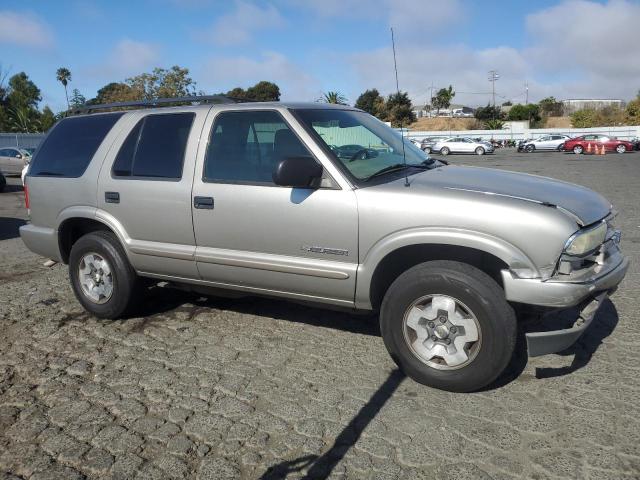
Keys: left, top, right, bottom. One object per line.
{"left": 488, "top": 70, "right": 499, "bottom": 107}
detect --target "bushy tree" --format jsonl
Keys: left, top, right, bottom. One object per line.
{"left": 90, "top": 82, "right": 141, "bottom": 104}
{"left": 570, "top": 109, "right": 599, "bottom": 128}
{"left": 385, "top": 91, "right": 416, "bottom": 127}
{"left": 539, "top": 96, "right": 563, "bottom": 117}
{"left": 226, "top": 81, "right": 280, "bottom": 101}
{"left": 2, "top": 72, "right": 42, "bottom": 132}
{"left": 484, "top": 118, "right": 504, "bottom": 130}
{"left": 40, "top": 106, "right": 56, "bottom": 131}
{"left": 507, "top": 103, "right": 541, "bottom": 125}
{"left": 355, "top": 89, "right": 385, "bottom": 116}
{"left": 625, "top": 94, "right": 640, "bottom": 124}
{"left": 474, "top": 104, "right": 504, "bottom": 121}
{"left": 126, "top": 66, "right": 197, "bottom": 100}
{"left": 69, "top": 89, "right": 86, "bottom": 109}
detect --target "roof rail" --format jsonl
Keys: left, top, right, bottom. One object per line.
{"left": 70, "top": 94, "right": 257, "bottom": 115}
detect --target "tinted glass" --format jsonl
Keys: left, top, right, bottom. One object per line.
{"left": 113, "top": 113, "right": 194, "bottom": 179}
{"left": 204, "top": 110, "right": 312, "bottom": 184}
{"left": 30, "top": 113, "right": 123, "bottom": 177}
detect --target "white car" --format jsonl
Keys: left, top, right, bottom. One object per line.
{"left": 520, "top": 134, "right": 571, "bottom": 153}
{"left": 0, "top": 147, "right": 30, "bottom": 175}
{"left": 431, "top": 137, "right": 494, "bottom": 156}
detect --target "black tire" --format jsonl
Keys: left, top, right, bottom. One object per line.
{"left": 69, "top": 230, "right": 140, "bottom": 319}
{"left": 557, "top": 143, "right": 565, "bottom": 152}
{"left": 615, "top": 144, "right": 626, "bottom": 154}
{"left": 0, "top": 173, "right": 5, "bottom": 192}
{"left": 380, "top": 260, "right": 517, "bottom": 392}
{"left": 422, "top": 146, "right": 431, "bottom": 154}
{"left": 441, "top": 147, "right": 450, "bottom": 156}
{"left": 573, "top": 145, "right": 583, "bottom": 154}
{"left": 475, "top": 146, "right": 485, "bottom": 155}
{"left": 525, "top": 144, "right": 535, "bottom": 153}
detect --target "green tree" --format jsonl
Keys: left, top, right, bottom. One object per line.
{"left": 245, "top": 81, "right": 280, "bottom": 101}
{"left": 56, "top": 67, "right": 72, "bottom": 110}
{"left": 570, "top": 109, "right": 599, "bottom": 128}
{"left": 539, "top": 96, "right": 563, "bottom": 117}
{"left": 507, "top": 103, "right": 541, "bottom": 125}
{"left": 4, "top": 72, "right": 42, "bottom": 132}
{"left": 625, "top": 94, "right": 640, "bottom": 124}
{"left": 355, "top": 89, "right": 385, "bottom": 116}
{"left": 321, "top": 91, "right": 348, "bottom": 105}
{"left": 90, "top": 82, "right": 141, "bottom": 104}
{"left": 432, "top": 85, "right": 455, "bottom": 114}
{"left": 126, "top": 66, "right": 196, "bottom": 99}
{"left": 69, "top": 88, "right": 86, "bottom": 109}
{"left": 474, "top": 104, "right": 504, "bottom": 121}
{"left": 385, "top": 91, "right": 416, "bottom": 127}
{"left": 40, "top": 106, "right": 56, "bottom": 131}
{"left": 501, "top": 100, "right": 512, "bottom": 106}
{"left": 8, "top": 105, "right": 41, "bottom": 133}
{"left": 227, "top": 87, "right": 247, "bottom": 99}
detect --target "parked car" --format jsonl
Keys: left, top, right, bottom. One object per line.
{"left": 331, "top": 144, "right": 379, "bottom": 160}
{"left": 21, "top": 99, "right": 628, "bottom": 392}
{"left": 0, "top": 147, "right": 30, "bottom": 175}
{"left": 420, "top": 136, "right": 449, "bottom": 154}
{"left": 520, "top": 134, "right": 571, "bottom": 153}
{"left": 431, "top": 137, "right": 494, "bottom": 155}
{"left": 563, "top": 134, "right": 634, "bottom": 154}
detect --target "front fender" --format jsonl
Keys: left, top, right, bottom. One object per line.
{"left": 354, "top": 227, "right": 538, "bottom": 310}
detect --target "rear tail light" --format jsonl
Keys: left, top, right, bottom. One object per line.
{"left": 24, "top": 184, "right": 29, "bottom": 209}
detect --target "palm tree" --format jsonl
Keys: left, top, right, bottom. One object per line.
{"left": 56, "top": 67, "right": 72, "bottom": 109}
{"left": 321, "top": 91, "right": 348, "bottom": 105}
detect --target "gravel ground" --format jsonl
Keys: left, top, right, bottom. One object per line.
{"left": 1, "top": 150, "right": 639, "bottom": 480}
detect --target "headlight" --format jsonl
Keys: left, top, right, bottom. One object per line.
{"left": 564, "top": 222, "right": 607, "bottom": 256}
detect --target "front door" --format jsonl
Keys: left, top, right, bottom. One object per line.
{"left": 192, "top": 108, "right": 358, "bottom": 306}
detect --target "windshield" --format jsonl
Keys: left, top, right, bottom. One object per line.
{"left": 295, "top": 109, "right": 434, "bottom": 180}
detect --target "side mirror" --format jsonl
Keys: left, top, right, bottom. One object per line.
{"left": 273, "top": 156, "right": 323, "bottom": 188}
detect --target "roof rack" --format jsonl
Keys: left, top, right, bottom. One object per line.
{"left": 70, "top": 94, "right": 257, "bottom": 115}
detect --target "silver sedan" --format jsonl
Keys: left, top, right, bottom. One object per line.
{"left": 431, "top": 137, "right": 494, "bottom": 156}
{"left": 520, "top": 134, "right": 571, "bottom": 153}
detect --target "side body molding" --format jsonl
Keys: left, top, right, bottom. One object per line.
{"left": 354, "top": 227, "right": 539, "bottom": 310}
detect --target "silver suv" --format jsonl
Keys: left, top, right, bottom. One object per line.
{"left": 20, "top": 97, "right": 629, "bottom": 392}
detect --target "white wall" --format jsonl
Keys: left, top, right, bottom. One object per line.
{"left": 404, "top": 125, "right": 640, "bottom": 141}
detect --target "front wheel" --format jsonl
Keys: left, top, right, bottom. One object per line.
{"left": 573, "top": 145, "right": 584, "bottom": 154}
{"left": 440, "top": 147, "right": 450, "bottom": 156}
{"left": 475, "top": 147, "right": 485, "bottom": 155}
{"left": 422, "top": 146, "right": 431, "bottom": 154}
{"left": 616, "top": 144, "right": 626, "bottom": 154}
{"left": 69, "top": 231, "right": 140, "bottom": 319}
{"left": 525, "top": 144, "right": 535, "bottom": 153}
{"left": 380, "top": 261, "right": 517, "bottom": 392}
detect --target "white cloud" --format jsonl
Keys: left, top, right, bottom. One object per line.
{"left": 197, "top": 1, "right": 285, "bottom": 46}
{"left": 200, "top": 52, "right": 319, "bottom": 100}
{"left": 92, "top": 39, "right": 160, "bottom": 79}
{"left": 0, "top": 10, "right": 53, "bottom": 49}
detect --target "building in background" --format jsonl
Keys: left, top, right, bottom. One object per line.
{"left": 561, "top": 99, "right": 624, "bottom": 114}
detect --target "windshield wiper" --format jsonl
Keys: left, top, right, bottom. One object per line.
{"left": 364, "top": 163, "right": 430, "bottom": 182}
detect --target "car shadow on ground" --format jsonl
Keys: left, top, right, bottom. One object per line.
{"left": 258, "top": 369, "right": 406, "bottom": 480}
{"left": 0, "top": 184, "right": 24, "bottom": 193}
{"left": 0, "top": 217, "right": 26, "bottom": 241}
{"left": 534, "top": 299, "right": 618, "bottom": 379}
{"left": 129, "top": 283, "right": 380, "bottom": 337}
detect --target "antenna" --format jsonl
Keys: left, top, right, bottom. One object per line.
{"left": 391, "top": 27, "right": 409, "bottom": 187}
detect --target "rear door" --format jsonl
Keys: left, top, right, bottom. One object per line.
{"left": 191, "top": 108, "right": 358, "bottom": 306}
{"left": 0, "top": 149, "right": 9, "bottom": 173}
{"left": 97, "top": 108, "right": 207, "bottom": 279}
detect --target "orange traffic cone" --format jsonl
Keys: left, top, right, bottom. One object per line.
{"left": 601, "top": 145, "right": 606, "bottom": 155}
{"left": 587, "top": 143, "right": 592, "bottom": 153}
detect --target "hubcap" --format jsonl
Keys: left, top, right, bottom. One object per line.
{"left": 403, "top": 294, "right": 482, "bottom": 370}
{"left": 617, "top": 145, "right": 625, "bottom": 153}
{"left": 78, "top": 252, "right": 113, "bottom": 304}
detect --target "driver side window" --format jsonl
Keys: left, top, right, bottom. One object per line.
{"left": 203, "top": 110, "right": 313, "bottom": 185}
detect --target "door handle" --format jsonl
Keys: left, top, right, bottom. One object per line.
{"left": 105, "top": 192, "right": 120, "bottom": 204}
{"left": 194, "top": 196, "right": 214, "bottom": 209}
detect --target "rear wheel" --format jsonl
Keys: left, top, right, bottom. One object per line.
{"left": 616, "top": 144, "right": 626, "bottom": 154}
{"left": 441, "top": 147, "right": 450, "bottom": 156}
{"left": 573, "top": 145, "right": 584, "bottom": 154}
{"left": 422, "top": 146, "right": 431, "bottom": 154}
{"left": 69, "top": 231, "right": 140, "bottom": 319}
{"left": 475, "top": 147, "right": 485, "bottom": 155}
{"left": 525, "top": 144, "right": 535, "bottom": 153}
{"left": 557, "top": 143, "right": 565, "bottom": 152}
{"left": 380, "top": 260, "right": 517, "bottom": 392}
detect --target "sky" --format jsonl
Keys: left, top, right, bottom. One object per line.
{"left": 1, "top": 0, "right": 639, "bottom": 113}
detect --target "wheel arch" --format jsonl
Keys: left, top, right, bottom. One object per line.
{"left": 355, "top": 228, "right": 538, "bottom": 310}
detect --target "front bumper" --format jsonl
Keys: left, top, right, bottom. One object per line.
{"left": 526, "top": 292, "right": 607, "bottom": 356}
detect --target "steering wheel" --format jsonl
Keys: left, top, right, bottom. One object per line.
{"left": 349, "top": 149, "right": 369, "bottom": 162}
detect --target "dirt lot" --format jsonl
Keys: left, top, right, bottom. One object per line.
{"left": 1, "top": 150, "right": 639, "bottom": 479}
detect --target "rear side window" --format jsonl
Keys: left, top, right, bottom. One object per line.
{"left": 112, "top": 113, "right": 194, "bottom": 179}
{"left": 30, "top": 113, "right": 124, "bottom": 177}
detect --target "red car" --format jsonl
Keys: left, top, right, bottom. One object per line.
{"left": 563, "top": 134, "right": 634, "bottom": 154}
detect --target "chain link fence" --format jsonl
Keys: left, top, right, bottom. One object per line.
{"left": 0, "top": 133, "right": 46, "bottom": 150}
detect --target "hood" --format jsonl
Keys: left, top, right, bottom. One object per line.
{"left": 406, "top": 165, "right": 611, "bottom": 226}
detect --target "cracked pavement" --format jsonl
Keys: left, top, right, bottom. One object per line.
{"left": 1, "top": 150, "right": 639, "bottom": 479}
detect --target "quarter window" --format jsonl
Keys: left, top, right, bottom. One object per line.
{"left": 113, "top": 113, "right": 194, "bottom": 179}
{"left": 203, "top": 110, "right": 313, "bottom": 185}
